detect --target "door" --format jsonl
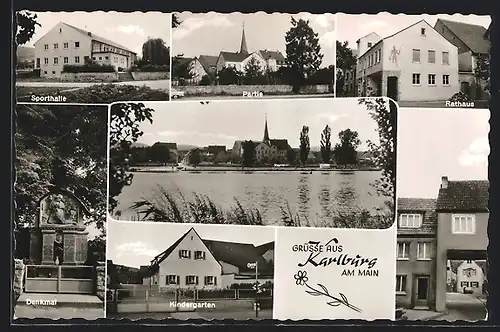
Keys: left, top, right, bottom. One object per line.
{"left": 36, "top": 58, "right": 40, "bottom": 68}
{"left": 415, "top": 276, "right": 430, "bottom": 308}
{"left": 387, "top": 76, "right": 398, "bottom": 101}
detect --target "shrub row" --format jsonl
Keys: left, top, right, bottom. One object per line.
{"left": 62, "top": 63, "right": 116, "bottom": 73}
{"left": 130, "top": 64, "right": 170, "bottom": 72}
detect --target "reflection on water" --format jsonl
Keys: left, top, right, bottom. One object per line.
{"left": 116, "top": 171, "right": 392, "bottom": 226}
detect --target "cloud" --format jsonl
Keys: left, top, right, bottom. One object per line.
{"left": 107, "top": 25, "right": 146, "bottom": 37}
{"left": 314, "top": 113, "right": 349, "bottom": 123}
{"left": 319, "top": 31, "right": 336, "bottom": 49}
{"left": 173, "top": 15, "right": 234, "bottom": 40}
{"left": 157, "top": 130, "right": 238, "bottom": 141}
{"left": 459, "top": 137, "right": 489, "bottom": 167}
{"left": 315, "top": 14, "right": 336, "bottom": 31}
{"left": 115, "top": 241, "right": 159, "bottom": 258}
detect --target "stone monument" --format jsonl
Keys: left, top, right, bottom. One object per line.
{"left": 30, "top": 190, "right": 91, "bottom": 266}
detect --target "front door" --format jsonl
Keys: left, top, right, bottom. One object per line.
{"left": 415, "top": 276, "right": 430, "bottom": 308}
{"left": 387, "top": 76, "right": 398, "bottom": 101}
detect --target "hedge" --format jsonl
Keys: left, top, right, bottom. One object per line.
{"left": 62, "top": 63, "right": 116, "bottom": 73}
{"left": 130, "top": 64, "right": 170, "bottom": 72}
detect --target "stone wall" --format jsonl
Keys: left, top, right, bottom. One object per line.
{"left": 176, "top": 84, "right": 332, "bottom": 96}
{"left": 13, "top": 259, "right": 25, "bottom": 300}
{"left": 96, "top": 261, "right": 106, "bottom": 300}
{"left": 60, "top": 72, "right": 119, "bottom": 82}
{"left": 131, "top": 72, "right": 170, "bottom": 81}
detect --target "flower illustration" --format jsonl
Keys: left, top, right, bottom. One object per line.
{"left": 294, "top": 270, "right": 308, "bottom": 285}
{"left": 293, "top": 270, "right": 362, "bottom": 313}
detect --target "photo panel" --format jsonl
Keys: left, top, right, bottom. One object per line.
{"left": 107, "top": 98, "right": 396, "bottom": 229}
{"left": 106, "top": 220, "right": 276, "bottom": 320}
{"left": 15, "top": 11, "right": 172, "bottom": 104}
{"left": 395, "top": 107, "right": 490, "bottom": 321}
{"left": 171, "top": 12, "right": 335, "bottom": 101}
{"left": 13, "top": 103, "right": 109, "bottom": 319}
{"left": 335, "top": 13, "right": 491, "bottom": 109}
{"left": 273, "top": 225, "right": 396, "bottom": 320}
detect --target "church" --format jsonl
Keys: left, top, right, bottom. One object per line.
{"left": 231, "top": 116, "right": 291, "bottom": 165}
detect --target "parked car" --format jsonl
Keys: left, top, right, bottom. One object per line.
{"left": 171, "top": 88, "right": 185, "bottom": 99}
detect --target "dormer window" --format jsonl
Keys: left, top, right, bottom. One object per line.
{"left": 367, "top": 42, "right": 372, "bottom": 48}
{"left": 421, "top": 28, "right": 426, "bottom": 36}
{"left": 59, "top": 28, "right": 62, "bottom": 33}
{"left": 399, "top": 213, "right": 422, "bottom": 228}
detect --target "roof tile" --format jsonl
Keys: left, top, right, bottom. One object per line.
{"left": 436, "top": 180, "right": 489, "bottom": 212}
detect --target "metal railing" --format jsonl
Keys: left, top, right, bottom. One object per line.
{"left": 25, "top": 265, "right": 94, "bottom": 294}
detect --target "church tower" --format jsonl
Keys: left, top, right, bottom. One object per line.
{"left": 263, "top": 114, "right": 270, "bottom": 144}
{"left": 240, "top": 22, "right": 249, "bottom": 54}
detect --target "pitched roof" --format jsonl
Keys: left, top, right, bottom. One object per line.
{"left": 175, "top": 56, "right": 194, "bottom": 67}
{"left": 61, "top": 22, "right": 136, "bottom": 54}
{"left": 436, "top": 180, "right": 489, "bottom": 212}
{"left": 270, "top": 139, "right": 290, "bottom": 151}
{"left": 198, "top": 55, "right": 219, "bottom": 73}
{"left": 207, "top": 145, "right": 226, "bottom": 154}
{"left": 220, "top": 51, "right": 252, "bottom": 63}
{"left": 397, "top": 198, "right": 437, "bottom": 236}
{"left": 255, "top": 241, "right": 274, "bottom": 256}
{"left": 451, "top": 260, "right": 488, "bottom": 274}
{"left": 259, "top": 50, "right": 286, "bottom": 63}
{"left": 436, "top": 19, "right": 490, "bottom": 54}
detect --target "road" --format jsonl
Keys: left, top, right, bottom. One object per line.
{"left": 14, "top": 306, "right": 104, "bottom": 320}
{"left": 436, "top": 293, "right": 487, "bottom": 321}
{"left": 16, "top": 80, "right": 170, "bottom": 91}
{"left": 180, "top": 94, "right": 335, "bottom": 101}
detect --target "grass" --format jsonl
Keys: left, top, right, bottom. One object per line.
{"left": 117, "top": 185, "right": 394, "bottom": 229}
{"left": 16, "top": 86, "right": 72, "bottom": 99}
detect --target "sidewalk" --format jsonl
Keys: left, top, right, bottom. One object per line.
{"left": 401, "top": 309, "right": 446, "bottom": 321}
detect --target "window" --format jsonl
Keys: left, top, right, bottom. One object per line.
{"left": 166, "top": 275, "right": 179, "bottom": 285}
{"left": 53, "top": 57, "right": 58, "bottom": 65}
{"left": 74, "top": 41, "right": 80, "bottom": 48}
{"left": 346, "top": 72, "right": 349, "bottom": 80}
{"left": 442, "top": 74, "right": 450, "bottom": 85}
{"left": 471, "top": 281, "right": 479, "bottom": 288}
{"left": 186, "top": 275, "right": 198, "bottom": 285}
{"left": 397, "top": 242, "right": 410, "bottom": 259}
{"left": 417, "top": 242, "right": 432, "bottom": 260}
{"left": 375, "top": 51, "right": 378, "bottom": 63}
{"left": 204, "top": 276, "right": 217, "bottom": 286}
{"left": 442, "top": 52, "right": 450, "bottom": 65}
{"left": 98, "top": 56, "right": 102, "bottom": 60}
{"left": 59, "top": 28, "right": 62, "bottom": 33}
{"left": 452, "top": 214, "right": 476, "bottom": 234}
{"left": 412, "top": 73, "right": 421, "bottom": 85}
{"left": 194, "top": 251, "right": 206, "bottom": 260}
{"left": 396, "top": 275, "right": 407, "bottom": 293}
{"left": 428, "top": 50, "right": 436, "bottom": 63}
{"left": 399, "top": 213, "right": 422, "bottom": 227}
{"left": 53, "top": 43, "right": 59, "bottom": 50}
{"left": 461, "top": 281, "right": 470, "bottom": 288}
{"left": 44, "top": 44, "right": 48, "bottom": 50}
{"left": 52, "top": 71, "right": 55, "bottom": 74}
{"left": 378, "top": 49, "right": 382, "bottom": 63}
{"left": 105, "top": 56, "right": 109, "bottom": 60}
{"left": 74, "top": 56, "right": 80, "bottom": 64}
{"left": 63, "top": 57, "right": 68, "bottom": 64}
{"left": 428, "top": 74, "right": 436, "bottom": 85}
{"left": 412, "top": 49, "right": 421, "bottom": 63}
{"left": 179, "top": 249, "right": 191, "bottom": 259}
{"left": 44, "top": 71, "right": 47, "bottom": 74}
{"left": 92, "top": 57, "right": 96, "bottom": 60}
{"left": 36, "top": 58, "right": 40, "bottom": 68}
{"left": 463, "top": 269, "right": 477, "bottom": 277}
{"left": 44, "top": 57, "right": 48, "bottom": 65}
{"left": 63, "top": 42, "right": 68, "bottom": 49}
{"left": 421, "top": 28, "right": 426, "bottom": 36}
{"left": 371, "top": 54, "right": 374, "bottom": 66}
{"left": 367, "top": 42, "right": 372, "bottom": 48}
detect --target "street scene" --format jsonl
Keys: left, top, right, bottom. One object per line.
{"left": 336, "top": 13, "right": 491, "bottom": 108}
{"left": 108, "top": 98, "right": 395, "bottom": 229}
{"left": 15, "top": 11, "right": 171, "bottom": 102}
{"left": 106, "top": 221, "right": 275, "bottom": 320}
{"left": 171, "top": 12, "right": 335, "bottom": 100}
{"left": 396, "top": 107, "right": 489, "bottom": 321}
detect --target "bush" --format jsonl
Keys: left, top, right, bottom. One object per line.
{"left": 199, "top": 75, "right": 212, "bottom": 86}
{"left": 16, "top": 69, "right": 40, "bottom": 79}
{"left": 62, "top": 63, "right": 116, "bottom": 73}
{"left": 130, "top": 64, "right": 170, "bottom": 72}
{"left": 197, "top": 289, "right": 236, "bottom": 299}
{"left": 448, "top": 91, "right": 471, "bottom": 103}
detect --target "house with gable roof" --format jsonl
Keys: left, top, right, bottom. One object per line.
{"left": 434, "top": 19, "right": 491, "bottom": 99}
{"left": 33, "top": 22, "right": 137, "bottom": 78}
{"left": 140, "top": 227, "right": 274, "bottom": 289}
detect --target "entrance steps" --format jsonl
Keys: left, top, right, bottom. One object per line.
{"left": 118, "top": 71, "right": 134, "bottom": 81}
{"left": 16, "top": 292, "right": 103, "bottom": 309}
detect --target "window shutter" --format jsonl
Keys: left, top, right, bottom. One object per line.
{"left": 185, "top": 276, "right": 189, "bottom": 285}
{"left": 204, "top": 276, "right": 207, "bottom": 285}
{"left": 188, "top": 251, "right": 191, "bottom": 259}
{"left": 214, "top": 277, "right": 217, "bottom": 286}
{"left": 179, "top": 250, "right": 182, "bottom": 258}
{"left": 195, "top": 276, "right": 199, "bottom": 285}
{"left": 176, "top": 276, "right": 180, "bottom": 285}
{"left": 203, "top": 251, "right": 206, "bottom": 260}
{"left": 166, "top": 276, "right": 168, "bottom": 285}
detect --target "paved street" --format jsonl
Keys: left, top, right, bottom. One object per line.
{"left": 179, "top": 94, "right": 335, "bottom": 101}
{"left": 16, "top": 79, "right": 170, "bottom": 90}
{"left": 108, "top": 309, "right": 273, "bottom": 320}
{"left": 14, "top": 306, "right": 104, "bottom": 320}
{"left": 397, "top": 100, "right": 488, "bottom": 108}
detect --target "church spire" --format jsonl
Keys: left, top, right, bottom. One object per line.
{"left": 240, "top": 22, "right": 248, "bottom": 54}
{"left": 263, "top": 114, "right": 270, "bottom": 143}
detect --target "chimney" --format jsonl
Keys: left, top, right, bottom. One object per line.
{"left": 441, "top": 176, "right": 449, "bottom": 189}
{"left": 88, "top": 32, "right": 92, "bottom": 37}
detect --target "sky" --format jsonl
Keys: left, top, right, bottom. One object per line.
{"left": 23, "top": 11, "right": 171, "bottom": 55}
{"left": 337, "top": 13, "right": 491, "bottom": 49}
{"left": 172, "top": 12, "right": 335, "bottom": 67}
{"left": 134, "top": 98, "right": 381, "bottom": 150}
{"left": 107, "top": 220, "right": 275, "bottom": 268}
{"left": 397, "top": 108, "right": 489, "bottom": 198}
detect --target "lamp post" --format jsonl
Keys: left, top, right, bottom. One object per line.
{"left": 247, "top": 261, "right": 259, "bottom": 318}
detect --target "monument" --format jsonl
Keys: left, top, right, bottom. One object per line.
{"left": 29, "top": 190, "right": 91, "bottom": 266}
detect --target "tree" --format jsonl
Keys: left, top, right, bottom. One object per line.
{"left": 285, "top": 18, "right": 323, "bottom": 89}
{"left": 15, "top": 105, "right": 108, "bottom": 232}
{"left": 15, "top": 11, "right": 41, "bottom": 45}
{"left": 172, "top": 57, "right": 194, "bottom": 82}
{"left": 358, "top": 98, "right": 396, "bottom": 199}
{"left": 299, "top": 126, "right": 310, "bottom": 166}
{"left": 332, "top": 129, "right": 361, "bottom": 166}
{"left": 218, "top": 66, "right": 242, "bottom": 85}
{"left": 336, "top": 41, "right": 357, "bottom": 96}
{"left": 109, "top": 103, "right": 155, "bottom": 213}
{"left": 148, "top": 143, "right": 171, "bottom": 163}
{"left": 189, "top": 149, "right": 201, "bottom": 166}
{"left": 141, "top": 38, "right": 170, "bottom": 66}
{"left": 286, "top": 148, "right": 297, "bottom": 165}
{"left": 474, "top": 53, "right": 490, "bottom": 96}
{"left": 241, "top": 141, "right": 256, "bottom": 167}
{"left": 243, "top": 57, "right": 265, "bottom": 84}
{"left": 172, "top": 13, "right": 181, "bottom": 28}
{"left": 320, "top": 125, "right": 332, "bottom": 163}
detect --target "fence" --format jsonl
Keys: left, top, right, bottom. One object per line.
{"left": 25, "top": 265, "right": 94, "bottom": 294}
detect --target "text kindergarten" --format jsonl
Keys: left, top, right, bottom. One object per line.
{"left": 292, "top": 238, "right": 379, "bottom": 277}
